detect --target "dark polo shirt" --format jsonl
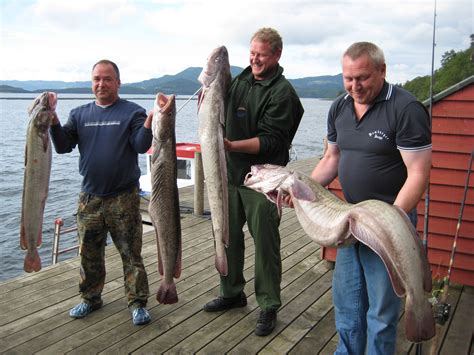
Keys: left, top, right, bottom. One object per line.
{"left": 327, "top": 81, "right": 432, "bottom": 204}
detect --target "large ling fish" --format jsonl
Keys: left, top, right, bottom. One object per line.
{"left": 197, "top": 46, "right": 232, "bottom": 276}
{"left": 20, "top": 92, "right": 57, "bottom": 273}
{"left": 244, "top": 164, "right": 436, "bottom": 343}
{"left": 148, "top": 93, "right": 182, "bottom": 304}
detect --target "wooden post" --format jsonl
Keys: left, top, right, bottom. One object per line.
{"left": 194, "top": 151, "right": 204, "bottom": 216}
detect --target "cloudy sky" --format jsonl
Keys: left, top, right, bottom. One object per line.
{"left": 1, "top": 0, "right": 472, "bottom": 84}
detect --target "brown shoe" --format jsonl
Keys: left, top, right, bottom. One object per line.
{"left": 203, "top": 292, "right": 247, "bottom": 312}
{"left": 255, "top": 309, "right": 277, "bottom": 336}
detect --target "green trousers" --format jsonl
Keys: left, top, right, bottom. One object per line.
{"left": 220, "top": 184, "right": 282, "bottom": 311}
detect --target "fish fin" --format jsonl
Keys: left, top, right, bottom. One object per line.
{"left": 24, "top": 249, "right": 42, "bottom": 272}
{"left": 173, "top": 236, "right": 182, "bottom": 279}
{"left": 393, "top": 206, "right": 433, "bottom": 293}
{"left": 215, "top": 254, "right": 228, "bottom": 276}
{"left": 24, "top": 142, "right": 28, "bottom": 166}
{"left": 37, "top": 229, "right": 42, "bottom": 247}
{"left": 348, "top": 216, "right": 405, "bottom": 297}
{"left": 156, "top": 281, "right": 178, "bottom": 304}
{"left": 20, "top": 222, "right": 27, "bottom": 250}
{"left": 404, "top": 295, "right": 436, "bottom": 342}
{"left": 155, "top": 240, "right": 164, "bottom": 276}
{"left": 290, "top": 179, "right": 316, "bottom": 201}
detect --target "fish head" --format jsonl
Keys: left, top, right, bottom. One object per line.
{"left": 152, "top": 93, "right": 176, "bottom": 140}
{"left": 244, "top": 164, "right": 295, "bottom": 204}
{"left": 28, "top": 92, "right": 58, "bottom": 130}
{"left": 198, "top": 46, "right": 230, "bottom": 89}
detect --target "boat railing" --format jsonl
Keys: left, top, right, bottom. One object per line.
{"left": 52, "top": 217, "right": 79, "bottom": 265}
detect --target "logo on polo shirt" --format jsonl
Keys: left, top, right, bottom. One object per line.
{"left": 368, "top": 130, "right": 390, "bottom": 141}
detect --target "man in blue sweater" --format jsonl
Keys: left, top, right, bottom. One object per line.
{"left": 50, "top": 59, "right": 153, "bottom": 325}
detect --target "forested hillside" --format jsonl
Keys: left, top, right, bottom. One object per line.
{"left": 402, "top": 41, "right": 473, "bottom": 101}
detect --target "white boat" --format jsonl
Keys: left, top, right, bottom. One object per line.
{"left": 139, "top": 143, "right": 201, "bottom": 195}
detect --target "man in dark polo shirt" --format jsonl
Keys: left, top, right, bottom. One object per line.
{"left": 311, "top": 42, "right": 432, "bottom": 354}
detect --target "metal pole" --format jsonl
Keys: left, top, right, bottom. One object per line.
{"left": 52, "top": 218, "right": 64, "bottom": 264}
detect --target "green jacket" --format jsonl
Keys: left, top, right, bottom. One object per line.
{"left": 225, "top": 65, "right": 304, "bottom": 185}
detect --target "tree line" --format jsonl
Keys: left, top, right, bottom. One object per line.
{"left": 402, "top": 36, "right": 474, "bottom": 101}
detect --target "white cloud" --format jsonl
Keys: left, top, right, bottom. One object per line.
{"left": 0, "top": 0, "right": 472, "bottom": 83}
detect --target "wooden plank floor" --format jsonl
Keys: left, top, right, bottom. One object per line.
{"left": 1, "top": 157, "right": 472, "bottom": 354}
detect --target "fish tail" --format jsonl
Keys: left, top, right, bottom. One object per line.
{"left": 24, "top": 249, "right": 42, "bottom": 272}
{"left": 156, "top": 281, "right": 178, "bottom": 304}
{"left": 404, "top": 295, "right": 436, "bottom": 342}
{"left": 215, "top": 254, "right": 228, "bottom": 276}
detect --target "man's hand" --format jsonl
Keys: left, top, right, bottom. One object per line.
{"left": 49, "top": 111, "right": 60, "bottom": 125}
{"left": 283, "top": 194, "right": 294, "bottom": 208}
{"left": 144, "top": 111, "right": 154, "bottom": 129}
{"left": 224, "top": 138, "right": 232, "bottom": 151}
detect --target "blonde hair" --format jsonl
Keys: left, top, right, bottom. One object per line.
{"left": 251, "top": 27, "right": 283, "bottom": 53}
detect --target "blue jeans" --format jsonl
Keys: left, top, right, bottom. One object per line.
{"left": 333, "top": 209, "right": 417, "bottom": 355}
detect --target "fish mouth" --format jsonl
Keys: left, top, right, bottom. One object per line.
{"left": 156, "top": 93, "right": 176, "bottom": 115}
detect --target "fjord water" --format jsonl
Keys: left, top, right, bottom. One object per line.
{"left": 0, "top": 93, "right": 330, "bottom": 281}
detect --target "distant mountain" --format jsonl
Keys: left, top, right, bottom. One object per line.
{"left": 123, "top": 66, "right": 244, "bottom": 95}
{"left": 289, "top": 74, "right": 344, "bottom": 98}
{"left": 0, "top": 67, "right": 344, "bottom": 99}
{"left": 0, "top": 80, "right": 90, "bottom": 91}
{"left": 0, "top": 85, "right": 30, "bottom": 93}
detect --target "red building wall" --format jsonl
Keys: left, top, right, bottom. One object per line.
{"left": 323, "top": 78, "right": 474, "bottom": 286}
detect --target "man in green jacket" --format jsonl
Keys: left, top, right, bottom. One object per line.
{"left": 203, "top": 27, "right": 304, "bottom": 336}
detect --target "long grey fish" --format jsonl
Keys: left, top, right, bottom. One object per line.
{"left": 148, "top": 93, "right": 182, "bottom": 304}
{"left": 244, "top": 164, "right": 436, "bottom": 343}
{"left": 197, "top": 46, "right": 232, "bottom": 276}
{"left": 20, "top": 92, "right": 57, "bottom": 272}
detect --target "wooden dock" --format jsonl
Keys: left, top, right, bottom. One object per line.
{"left": 1, "top": 157, "right": 472, "bottom": 354}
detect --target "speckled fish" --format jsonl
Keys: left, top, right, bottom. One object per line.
{"left": 197, "top": 46, "right": 232, "bottom": 276}
{"left": 244, "top": 164, "right": 435, "bottom": 343}
{"left": 148, "top": 93, "right": 182, "bottom": 304}
{"left": 20, "top": 92, "right": 57, "bottom": 272}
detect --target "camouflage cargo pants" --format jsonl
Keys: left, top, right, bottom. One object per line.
{"left": 76, "top": 186, "right": 149, "bottom": 307}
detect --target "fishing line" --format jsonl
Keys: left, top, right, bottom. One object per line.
{"left": 428, "top": 150, "right": 473, "bottom": 355}
{"left": 422, "top": 0, "right": 437, "bottom": 254}
{"left": 418, "top": 2, "right": 437, "bottom": 353}
{"left": 444, "top": 150, "right": 473, "bottom": 289}
{"left": 176, "top": 87, "right": 202, "bottom": 114}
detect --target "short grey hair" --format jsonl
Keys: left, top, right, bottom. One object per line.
{"left": 251, "top": 27, "right": 283, "bottom": 53}
{"left": 343, "top": 42, "right": 385, "bottom": 69}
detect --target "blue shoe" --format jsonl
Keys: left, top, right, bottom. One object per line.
{"left": 131, "top": 307, "right": 151, "bottom": 325}
{"left": 69, "top": 302, "right": 99, "bottom": 318}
